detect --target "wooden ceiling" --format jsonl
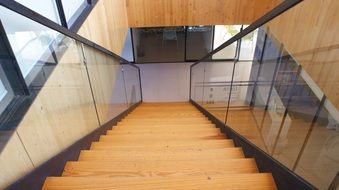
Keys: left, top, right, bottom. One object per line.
{"left": 126, "top": 0, "right": 282, "bottom": 27}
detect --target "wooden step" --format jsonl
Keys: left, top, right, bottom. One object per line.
{"left": 90, "top": 139, "right": 234, "bottom": 150}
{"left": 118, "top": 120, "right": 212, "bottom": 125}
{"left": 63, "top": 159, "right": 258, "bottom": 177}
{"left": 99, "top": 134, "right": 225, "bottom": 142}
{"left": 78, "top": 148, "right": 244, "bottom": 161}
{"left": 103, "top": 133, "right": 224, "bottom": 139}
{"left": 43, "top": 173, "right": 277, "bottom": 190}
{"left": 115, "top": 123, "right": 216, "bottom": 128}
{"left": 107, "top": 127, "right": 221, "bottom": 135}
{"left": 97, "top": 138, "right": 230, "bottom": 146}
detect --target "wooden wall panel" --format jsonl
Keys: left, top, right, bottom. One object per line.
{"left": 267, "top": 0, "right": 339, "bottom": 109}
{"left": 78, "top": 0, "right": 129, "bottom": 55}
{"left": 126, "top": 0, "right": 282, "bottom": 27}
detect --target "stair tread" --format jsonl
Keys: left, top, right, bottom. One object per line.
{"left": 78, "top": 148, "right": 244, "bottom": 161}
{"left": 90, "top": 140, "right": 234, "bottom": 150}
{"left": 63, "top": 159, "right": 258, "bottom": 177}
{"left": 43, "top": 174, "right": 277, "bottom": 190}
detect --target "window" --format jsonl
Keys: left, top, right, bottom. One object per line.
{"left": 212, "top": 25, "right": 241, "bottom": 60}
{"left": 15, "top": 0, "right": 60, "bottom": 24}
{"left": 61, "top": 0, "right": 88, "bottom": 26}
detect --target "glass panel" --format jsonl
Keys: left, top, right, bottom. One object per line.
{"left": 257, "top": 54, "right": 299, "bottom": 154}
{"left": 83, "top": 45, "right": 128, "bottom": 124}
{"left": 15, "top": 0, "right": 60, "bottom": 24}
{"left": 61, "top": 0, "right": 87, "bottom": 26}
{"left": 272, "top": 70, "right": 321, "bottom": 169}
{"left": 0, "top": 6, "right": 60, "bottom": 85}
{"left": 132, "top": 27, "right": 185, "bottom": 63}
{"left": 202, "top": 61, "right": 234, "bottom": 122}
{"left": 212, "top": 25, "right": 241, "bottom": 60}
{"left": 190, "top": 62, "right": 205, "bottom": 104}
{"left": 122, "top": 64, "right": 141, "bottom": 106}
{"left": 186, "top": 26, "right": 213, "bottom": 60}
{"left": 250, "top": 30, "right": 282, "bottom": 151}
{"left": 295, "top": 99, "right": 339, "bottom": 190}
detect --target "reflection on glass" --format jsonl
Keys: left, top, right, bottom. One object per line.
{"left": 272, "top": 71, "right": 321, "bottom": 169}
{"left": 132, "top": 27, "right": 185, "bottom": 63}
{"left": 186, "top": 26, "right": 213, "bottom": 60}
{"left": 61, "top": 0, "right": 87, "bottom": 26}
{"left": 212, "top": 25, "right": 241, "bottom": 60}
{"left": 295, "top": 99, "right": 339, "bottom": 190}
{"left": 15, "top": 0, "right": 60, "bottom": 24}
{"left": 123, "top": 65, "right": 141, "bottom": 106}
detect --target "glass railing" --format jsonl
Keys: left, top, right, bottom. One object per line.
{"left": 190, "top": 0, "right": 339, "bottom": 189}
{"left": 0, "top": 2, "right": 141, "bottom": 189}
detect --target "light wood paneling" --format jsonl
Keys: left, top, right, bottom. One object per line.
{"left": 267, "top": 0, "right": 339, "bottom": 109}
{"left": 126, "top": 0, "right": 282, "bottom": 27}
{"left": 78, "top": 0, "right": 129, "bottom": 55}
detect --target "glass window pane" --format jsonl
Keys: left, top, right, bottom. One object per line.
{"left": 0, "top": 6, "right": 60, "bottom": 85}
{"left": 132, "top": 27, "right": 185, "bottom": 63}
{"left": 61, "top": 0, "right": 87, "bottom": 26}
{"left": 212, "top": 25, "right": 241, "bottom": 60}
{"left": 186, "top": 26, "right": 213, "bottom": 60}
{"left": 15, "top": 0, "right": 60, "bottom": 24}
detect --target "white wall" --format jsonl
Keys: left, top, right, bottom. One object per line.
{"left": 137, "top": 63, "right": 193, "bottom": 102}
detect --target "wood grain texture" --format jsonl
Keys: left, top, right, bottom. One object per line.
{"left": 78, "top": 0, "right": 129, "bottom": 55}
{"left": 44, "top": 174, "right": 276, "bottom": 190}
{"left": 43, "top": 102, "right": 277, "bottom": 189}
{"left": 126, "top": 0, "right": 282, "bottom": 27}
{"left": 267, "top": 0, "right": 339, "bottom": 109}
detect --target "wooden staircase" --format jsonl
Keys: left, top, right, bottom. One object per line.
{"left": 42, "top": 102, "right": 277, "bottom": 190}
